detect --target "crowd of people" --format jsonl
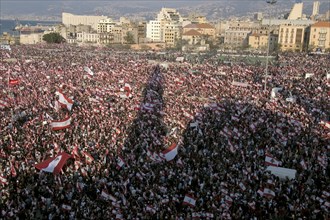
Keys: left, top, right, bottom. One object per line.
{"left": 0, "top": 44, "right": 329, "bottom": 219}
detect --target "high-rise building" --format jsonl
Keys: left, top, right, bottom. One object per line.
{"left": 146, "top": 8, "right": 183, "bottom": 45}
{"left": 287, "top": 2, "right": 303, "bottom": 20}
{"left": 312, "top": 1, "right": 320, "bottom": 16}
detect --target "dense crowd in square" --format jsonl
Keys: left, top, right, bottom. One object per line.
{"left": 0, "top": 44, "right": 329, "bottom": 219}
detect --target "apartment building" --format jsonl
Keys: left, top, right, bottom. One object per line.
{"left": 278, "top": 24, "right": 308, "bottom": 51}
{"left": 146, "top": 8, "right": 183, "bottom": 45}
{"left": 76, "top": 32, "right": 100, "bottom": 44}
{"left": 309, "top": 21, "right": 330, "bottom": 51}
{"left": 248, "top": 26, "right": 278, "bottom": 51}
{"left": 224, "top": 21, "right": 260, "bottom": 48}
{"left": 97, "top": 18, "right": 116, "bottom": 33}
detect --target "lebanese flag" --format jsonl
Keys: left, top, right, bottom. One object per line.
{"left": 320, "top": 120, "right": 330, "bottom": 129}
{"left": 71, "top": 145, "right": 80, "bottom": 159}
{"left": 174, "top": 77, "right": 184, "bottom": 85}
{"left": 50, "top": 117, "right": 71, "bottom": 131}
{"left": 183, "top": 111, "right": 194, "bottom": 120}
{"left": 84, "top": 66, "right": 94, "bottom": 76}
{"left": 10, "top": 162, "right": 17, "bottom": 177}
{"left": 265, "top": 154, "right": 280, "bottom": 166}
{"left": 101, "top": 190, "right": 117, "bottom": 202}
{"left": 146, "top": 205, "right": 156, "bottom": 214}
{"left": 35, "top": 152, "right": 72, "bottom": 174}
{"left": 0, "top": 175, "right": 8, "bottom": 185}
{"left": 56, "top": 91, "right": 73, "bottom": 111}
{"left": 161, "top": 143, "right": 178, "bottom": 161}
{"left": 142, "top": 103, "right": 154, "bottom": 111}
{"left": 9, "top": 79, "right": 19, "bottom": 86}
{"left": 263, "top": 188, "right": 275, "bottom": 198}
{"left": 82, "top": 151, "right": 94, "bottom": 164}
{"left": 0, "top": 99, "right": 8, "bottom": 108}
{"left": 116, "top": 156, "right": 125, "bottom": 169}
{"left": 124, "top": 83, "right": 131, "bottom": 92}
{"left": 183, "top": 194, "right": 196, "bottom": 207}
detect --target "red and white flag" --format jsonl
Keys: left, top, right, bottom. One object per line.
{"left": 320, "top": 120, "right": 330, "bottom": 129}
{"left": 84, "top": 66, "right": 94, "bottom": 76}
{"left": 161, "top": 143, "right": 178, "bottom": 161}
{"left": 0, "top": 175, "right": 8, "bottom": 185}
{"left": 146, "top": 205, "right": 156, "bottom": 214}
{"left": 10, "top": 162, "right": 17, "bottom": 177}
{"left": 50, "top": 117, "right": 71, "bottom": 131}
{"left": 0, "top": 99, "right": 8, "bottom": 108}
{"left": 9, "top": 79, "right": 19, "bottom": 86}
{"left": 82, "top": 151, "right": 94, "bottom": 164}
{"left": 35, "top": 152, "right": 72, "bottom": 174}
{"left": 183, "top": 194, "right": 196, "bottom": 207}
{"left": 56, "top": 91, "right": 73, "bottom": 111}
{"left": 183, "top": 111, "right": 194, "bottom": 120}
{"left": 124, "top": 83, "right": 131, "bottom": 92}
{"left": 116, "top": 156, "right": 125, "bottom": 169}
{"left": 174, "top": 77, "right": 184, "bottom": 85}
{"left": 263, "top": 188, "right": 275, "bottom": 198}
{"left": 101, "top": 190, "right": 117, "bottom": 202}
{"left": 265, "top": 154, "right": 280, "bottom": 166}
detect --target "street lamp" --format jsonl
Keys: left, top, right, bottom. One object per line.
{"left": 264, "top": 0, "right": 277, "bottom": 91}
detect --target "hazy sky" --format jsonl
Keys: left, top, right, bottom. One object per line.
{"left": 0, "top": 0, "right": 327, "bottom": 19}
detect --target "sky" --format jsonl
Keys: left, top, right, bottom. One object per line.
{"left": 0, "top": 0, "right": 327, "bottom": 20}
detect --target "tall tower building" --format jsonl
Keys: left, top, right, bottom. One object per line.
{"left": 287, "top": 2, "right": 303, "bottom": 20}
{"left": 312, "top": 1, "right": 320, "bottom": 16}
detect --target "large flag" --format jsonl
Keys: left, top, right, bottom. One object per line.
{"left": 9, "top": 79, "right": 19, "bottom": 86}
{"left": 265, "top": 154, "right": 280, "bottom": 166}
{"left": 35, "top": 152, "right": 72, "bottom": 174}
{"left": 183, "top": 194, "right": 196, "bottom": 207}
{"left": 56, "top": 91, "right": 73, "bottom": 111}
{"left": 320, "top": 120, "right": 330, "bottom": 129}
{"left": 50, "top": 117, "right": 71, "bottom": 131}
{"left": 161, "top": 143, "right": 178, "bottom": 161}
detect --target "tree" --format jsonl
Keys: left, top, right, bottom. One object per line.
{"left": 124, "top": 32, "right": 135, "bottom": 44}
{"left": 42, "top": 33, "right": 65, "bottom": 44}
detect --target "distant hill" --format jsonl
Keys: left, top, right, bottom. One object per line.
{"left": 1, "top": 0, "right": 329, "bottom": 21}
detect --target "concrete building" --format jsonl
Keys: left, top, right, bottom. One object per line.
{"left": 20, "top": 33, "right": 44, "bottom": 44}
{"left": 76, "top": 32, "right": 100, "bottom": 44}
{"left": 146, "top": 20, "right": 161, "bottom": 42}
{"left": 183, "top": 23, "right": 216, "bottom": 39}
{"left": 278, "top": 24, "right": 308, "bottom": 51}
{"left": 224, "top": 21, "right": 260, "bottom": 48}
{"left": 309, "top": 21, "right": 330, "bottom": 51}
{"left": 312, "top": 1, "right": 320, "bottom": 16}
{"left": 146, "top": 8, "right": 183, "bottom": 45}
{"left": 287, "top": 2, "right": 303, "bottom": 20}
{"left": 62, "top": 12, "right": 107, "bottom": 30}
{"left": 248, "top": 32, "right": 278, "bottom": 51}
{"left": 97, "top": 18, "right": 116, "bottom": 33}
{"left": 182, "top": 29, "right": 203, "bottom": 45}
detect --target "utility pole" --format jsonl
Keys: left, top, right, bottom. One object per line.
{"left": 264, "top": 0, "right": 277, "bottom": 91}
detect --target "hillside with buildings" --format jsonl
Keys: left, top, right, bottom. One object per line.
{"left": 1, "top": 1, "right": 329, "bottom": 53}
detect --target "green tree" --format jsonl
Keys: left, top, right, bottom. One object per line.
{"left": 124, "top": 32, "right": 135, "bottom": 44}
{"left": 42, "top": 33, "right": 65, "bottom": 44}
